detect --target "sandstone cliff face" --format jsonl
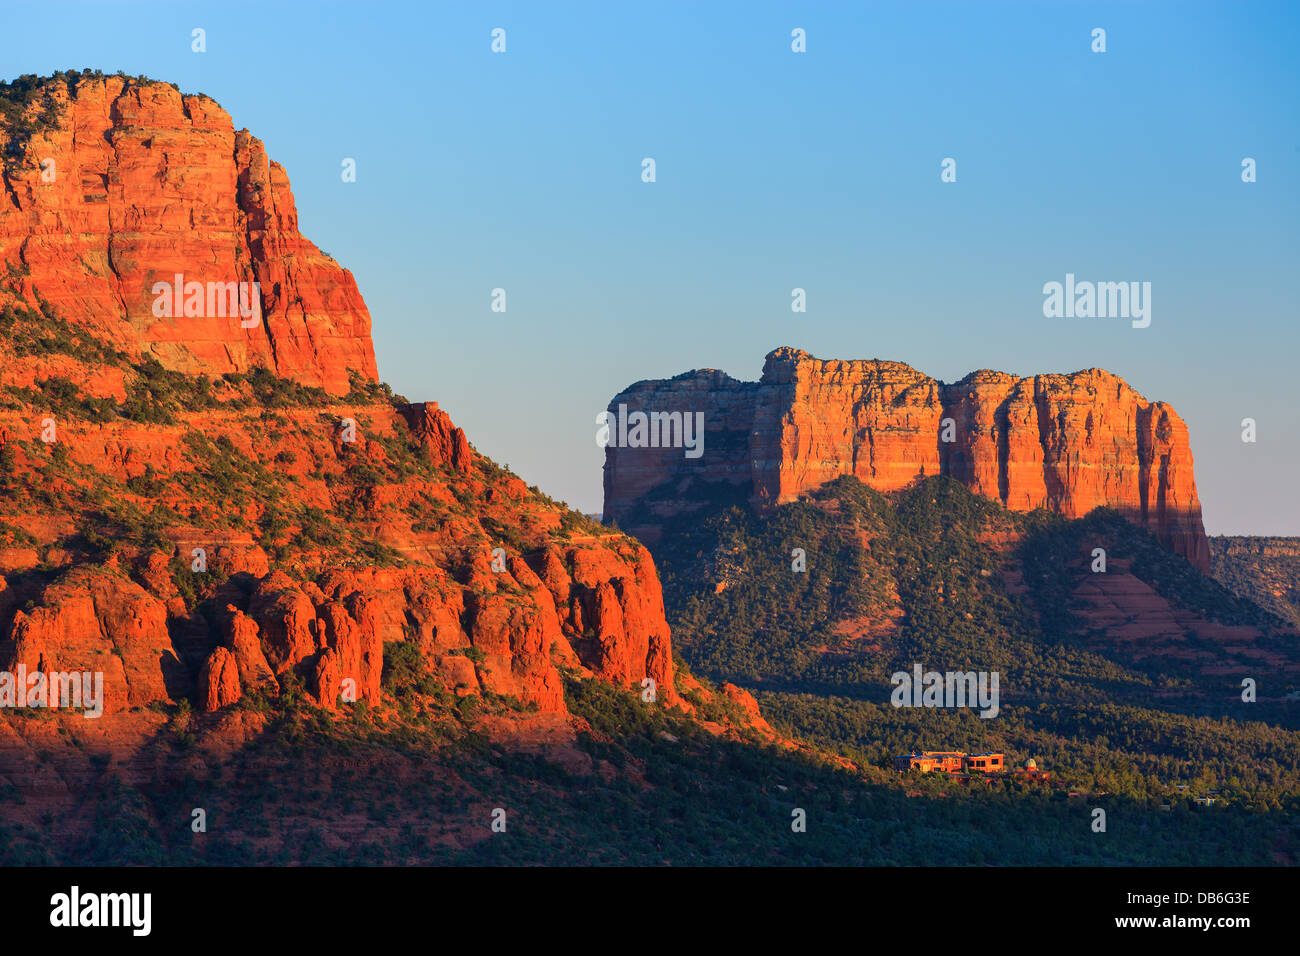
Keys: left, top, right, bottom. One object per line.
{"left": 604, "top": 347, "right": 1210, "bottom": 572}
{"left": 0, "top": 405, "right": 681, "bottom": 717}
{"left": 0, "top": 74, "right": 697, "bottom": 729}
{"left": 0, "top": 367, "right": 686, "bottom": 718}
{"left": 0, "top": 75, "right": 376, "bottom": 393}
{"left": 0, "top": 567, "right": 181, "bottom": 715}
{"left": 400, "top": 402, "right": 472, "bottom": 472}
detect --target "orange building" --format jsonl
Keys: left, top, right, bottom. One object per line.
{"left": 893, "top": 751, "right": 1047, "bottom": 783}
{"left": 963, "top": 752, "right": 1005, "bottom": 773}
{"left": 893, "top": 750, "right": 981, "bottom": 774}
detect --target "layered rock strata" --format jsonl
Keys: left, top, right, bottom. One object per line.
{"left": 604, "top": 347, "right": 1209, "bottom": 571}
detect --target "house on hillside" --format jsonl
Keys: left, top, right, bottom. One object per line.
{"left": 892, "top": 752, "right": 1052, "bottom": 785}
{"left": 964, "top": 752, "right": 1005, "bottom": 773}
{"left": 893, "top": 751, "right": 966, "bottom": 773}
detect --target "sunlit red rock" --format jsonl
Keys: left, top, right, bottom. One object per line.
{"left": 604, "top": 347, "right": 1210, "bottom": 571}
{"left": 198, "top": 646, "right": 241, "bottom": 711}
{"left": 0, "top": 75, "right": 377, "bottom": 393}
{"left": 400, "top": 402, "right": 472, "bottom": 472}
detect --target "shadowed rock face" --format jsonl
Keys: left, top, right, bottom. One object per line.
{"left": 603, "top": 347, "right": 1210, "bottom": 572}
{"left": 0, "top": 75, "right": 377, "bottom": 394}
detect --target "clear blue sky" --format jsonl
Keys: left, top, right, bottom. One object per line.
{"left": 4, "top": 0, "right": 1297, "bottom": 534}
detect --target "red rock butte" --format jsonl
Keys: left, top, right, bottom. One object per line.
{"left": 0, "top": 75, "right": 377, "bottom": 394}
{"left": 0, "top": 74, "right": 727, "bottom": 726}
{"left": 603, "top": 346, "right": 1210, "bottom": 572}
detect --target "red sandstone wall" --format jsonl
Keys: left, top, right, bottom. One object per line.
{"left": 0, "top": 76, "right": 377, "bottom": 393}
{"left": 604, "top": 347, "right": 1210, "bottom": 572}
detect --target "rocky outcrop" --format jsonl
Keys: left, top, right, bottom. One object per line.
{"left": 0, "top": 74, "right": 377, "bottom": 393}
{"left": 0, "top": 537, "right": 678, "bottom": 717}
{"left": 0, "top": 567, "right": 183, "bottom": 716}
{"left": 721, "top": 683, "right": 775, "bottom": 737}
{"left": 553, "top": 543, "right": 676, "bottom": 700}
{"left": 222, "top": 607, "right": 278, "bottom": 698}
{"left": 400, "top": 402, "right": 472, "bottom": 472}
{"left": 604, "top": 347, "right": 1210, "bottom": 571}
{"left": 197, "top": 646, "right": 241, "bottom": 710}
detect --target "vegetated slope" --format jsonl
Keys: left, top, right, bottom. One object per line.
{"left": 1211, "top": 536, "right": 1300, "bottom": 630}
{"left": 0, "top": 292, "right": 685, "bottom": 714}
{"left": 5, "top": 305, "right": 1289, "bottom": 867}
{"left": 0, "top": 291, "right": 797, "bottom": 863}
{"left": 659, "top": 475, "right": 1294, "bottom": 706}
{"left": 648, "top": 474, "right": 1300, "bottom": 855}
{"left": 4, "top": 672, "right": 1293, "bottom": 866}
